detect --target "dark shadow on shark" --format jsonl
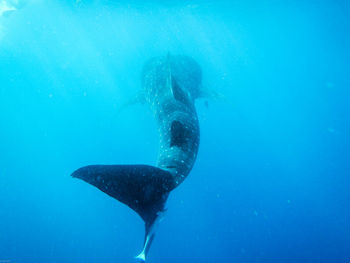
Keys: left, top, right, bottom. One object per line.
{"left": 72, "top": 54, "right": 203, "bottom": 262}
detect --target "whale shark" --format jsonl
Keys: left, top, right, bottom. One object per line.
{"left": 72, "top": 54, "right": 203, "bottom": 262}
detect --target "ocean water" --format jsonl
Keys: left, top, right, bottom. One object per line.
{"left": 0, "top": 0, "right": 349, "bottom": 262}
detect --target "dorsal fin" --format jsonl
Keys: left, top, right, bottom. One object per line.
{"left": 165, "top": 54, "right": 191, "bottom": 104}
{"left": 165, "top": 53, "right": 173, "bottom": 92}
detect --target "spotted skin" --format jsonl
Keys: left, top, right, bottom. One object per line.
{"left": 142, "top": 55, "right": 201, "bottom": 188}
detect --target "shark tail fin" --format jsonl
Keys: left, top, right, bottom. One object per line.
{"left": 72, "top": 165, "right": 174, "bottom": 262}
{"left": 71, "top": 164, "right": 174, "bottom": 226}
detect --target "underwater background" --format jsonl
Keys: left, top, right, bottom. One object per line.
{"left": 0, "top": 0, "right": 349, "bottom": 262}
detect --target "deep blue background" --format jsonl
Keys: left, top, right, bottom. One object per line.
{"left": 0, "top": 0, "right": 349, "bottom": 262}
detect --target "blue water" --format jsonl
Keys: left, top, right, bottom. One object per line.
{"left": 1, "top": 0, "right": 349, "bottom": 262}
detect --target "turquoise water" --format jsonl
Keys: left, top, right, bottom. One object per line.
{"left": 0, "top": 1, "right": 349, "bottom": 262}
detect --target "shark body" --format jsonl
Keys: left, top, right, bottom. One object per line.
{"left": 72, "top": 54, "right": 202, "bottom": 262}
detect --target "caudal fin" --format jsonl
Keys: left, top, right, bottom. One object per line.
{"left": 71, "top": 164, "right": 174, "bottom": 225}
